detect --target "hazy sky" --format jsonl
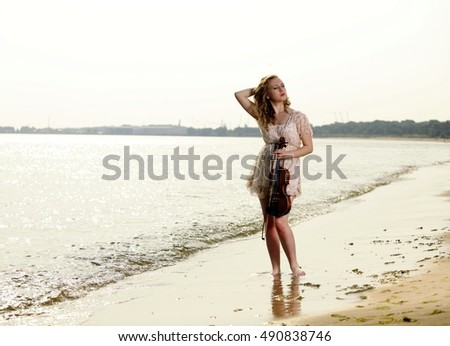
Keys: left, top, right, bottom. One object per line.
{"left": 1, "top": 0, "right": 449, "bottom": 129}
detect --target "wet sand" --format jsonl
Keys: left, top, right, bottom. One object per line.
{"left": 280, "top": 236, "right": 450, "bottom": 326}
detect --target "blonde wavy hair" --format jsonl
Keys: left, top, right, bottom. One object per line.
{"left": 253, "top": 74, "right": 291, "bottom": 130}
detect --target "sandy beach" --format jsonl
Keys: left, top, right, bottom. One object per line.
{"left": 3, "top": 162, "right": 449, "bottom": 326}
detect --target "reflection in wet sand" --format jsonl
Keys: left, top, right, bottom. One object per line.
{"left": 271, "top": 275, "right": 302, "bottom": 319}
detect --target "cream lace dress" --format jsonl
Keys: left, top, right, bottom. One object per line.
{"left": 247, "top": 109, "right": 313, "bottom": 199}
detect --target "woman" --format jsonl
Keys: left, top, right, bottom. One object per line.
{"left": 234, "top": 75, "right": 313, "bottom": 276}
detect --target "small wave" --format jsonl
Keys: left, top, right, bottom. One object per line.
{"left": 328, "top": 165, "right": 417, "bottom": 204}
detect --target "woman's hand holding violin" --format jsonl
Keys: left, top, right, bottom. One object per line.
{"left": 273, "top": 149, "right": 294, "bottom": 160}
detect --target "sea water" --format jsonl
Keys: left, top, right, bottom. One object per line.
{"left": 0, "top": 134, "right": 449, "bottom": 322}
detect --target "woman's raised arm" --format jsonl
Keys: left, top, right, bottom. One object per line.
{"left": 234, "top": 88, "right": 258, "bottom": 119}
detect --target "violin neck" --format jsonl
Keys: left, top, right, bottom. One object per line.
{"left": 271, "top": 156, "right": 280, "bottom": 191}
{"left": 270, "top": 139, "right": 285, "bottom": 193}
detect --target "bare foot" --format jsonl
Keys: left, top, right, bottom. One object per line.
{"left": 292, "top": 267, "right": 305, "bottom": 277}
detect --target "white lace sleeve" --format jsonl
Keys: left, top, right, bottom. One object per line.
{"left": 294, "top": 111, "right": 313, "bottom": 138}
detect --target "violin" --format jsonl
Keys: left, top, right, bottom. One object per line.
{"left": 266, "top": 136, "right": 292, "bottom": 217}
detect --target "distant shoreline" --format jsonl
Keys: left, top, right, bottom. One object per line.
{"left": 314, "top": 136, "right": 450, "bottom": 143}
{"left": 1, "top": 119, "right": 448, "bottom": 139}
{"left": 0, "top": 132, "right": 448, "bottom": 142}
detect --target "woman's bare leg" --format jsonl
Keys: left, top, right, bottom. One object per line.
{"left": 274, "top": 215, "right": 305, "bottom": 276}
{"left": 260, "top": 198, "right": 281, "bottom": 275}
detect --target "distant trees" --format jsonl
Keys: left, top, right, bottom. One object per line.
{"left": 186, "top": 125, "right": 261, "bottom": 137}
{"left": 312, "top": 120, "right": 450, "bottom": 139}
{"left": 0, "top": 126, "right": 15, "bottom": 133}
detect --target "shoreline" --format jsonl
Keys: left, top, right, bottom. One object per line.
{"left": 314, "top": 136, "right": 450, "bottom": 143}
{"left": 1, "top": 162, "right": 449, "bottom": 326}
